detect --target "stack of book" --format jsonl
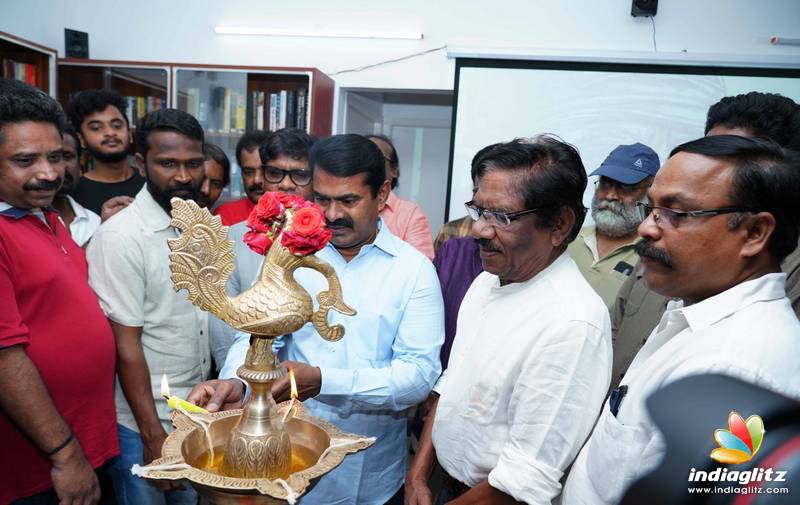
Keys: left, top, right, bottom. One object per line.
{"left": 248, "top": 88, "right": 308, "bottom": 132}
{"left": 183, "top": 86, "right": 308, "bottom": 134}
{"left": 2, "top": 59, "right": 37, "bottom": 86}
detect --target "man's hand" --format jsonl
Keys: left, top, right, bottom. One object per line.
{"left": 100, "top": 196, "right": 134, "bottom": 222}
{"left": 50, "top": 437, "right": 101, "bottom": 505}
{"left": 272, "top": 361, "right": 321, "bottom": 402}
{"left": 404, "top": 476, "right": 434, "bottom": 505}
{"left": 187, "top": 379, "right": 245, "bottom": 412}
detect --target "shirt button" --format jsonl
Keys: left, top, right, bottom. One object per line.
{"left": 200, "top": 330, "right": 203, "bottom": 335}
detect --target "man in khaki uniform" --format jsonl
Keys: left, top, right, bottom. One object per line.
{"left": 568, "top": 143, "right": 659, "bottom": 308}
{"left": 610, "top": 91, "right": 800, "bottom": 388}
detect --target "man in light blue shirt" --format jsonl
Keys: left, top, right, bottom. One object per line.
{"left": 189, "top": 134, "right": 444, "bottom": 504}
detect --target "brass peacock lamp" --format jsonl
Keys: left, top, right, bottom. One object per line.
{"left": 137, "top": 195, "right": 374, "bottom": 503}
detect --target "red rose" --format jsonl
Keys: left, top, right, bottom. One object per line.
{"left": 247, "top": 192, "right": 284, "bottom": 232}
{"left": 281, "top": 227, "right": 332, "bottom": 255}
{"left": 278, "top": 193, "right": 305, "bottom": 209}
{"left": 243, "top": 230, "right": 273, "bottom": 255}
{"left": 290, "top": 206, "right": 326, "bottom": 237}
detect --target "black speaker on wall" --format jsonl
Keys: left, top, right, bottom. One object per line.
{"left": 631, "top": 0, "right": 658, "bottom": 17}
{"left": 65, "top": 29, "right": 89, "bottom": 58}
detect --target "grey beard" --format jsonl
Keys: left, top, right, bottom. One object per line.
{"left": 592, "top": 198, "right": 641, "bottom": 238}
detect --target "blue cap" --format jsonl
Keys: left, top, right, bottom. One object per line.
{"left": 589, "top": 143, "right": 661, "bottom": 184}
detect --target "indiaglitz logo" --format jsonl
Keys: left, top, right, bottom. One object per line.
{"left": 710, "top": 411, "right": 765, "bottom": 464}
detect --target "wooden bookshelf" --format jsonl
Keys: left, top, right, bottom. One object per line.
{"left": 57, "top": 59, "right": 171, "bottom": 124}
{"left": 0, "top": 31, "right": 57, "bottom": 96}
{"left": 171, "top": 63, "right": 334, "bottom": 137}
{"left": 56, "top": 58, "right": 335, "bottom": 203}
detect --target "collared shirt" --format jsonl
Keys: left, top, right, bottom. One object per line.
{"left": 610, "top": 240, "right": 800, "bottom": 390}
{"left": 213, "top": 197, "right": 254, "bottom": 226}
{"left": 64, "top": 195, "right": 101, "bottom": 247}
{"left": 432, "top": 252, "right": 612, "bottom": 505}
{"left": 379, "top": 191, "right": 435, "bottom": 260}
{"left": 0, "top": 202, "right": 118, "bottom": 503}
{"left": 221, "top": 219, "right": 444, "bottom": 504}
{"left": 567, "top": 225, "right": 640, "bottom": 308}
{"left": 563, "top": 273, "right": 800, "bottom": 505}
{"left": 434, "top": 215, "right": 473, "bottom": 251}
{"left": 87, "top": 187, "right": 210, "bottom": 433}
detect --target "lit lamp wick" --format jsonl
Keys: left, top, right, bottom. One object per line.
{"left": 161, "top": 374, "right": 210, "bottom": 414}
{"left": 281, "top": 368, "right": 298, "bottom": 424}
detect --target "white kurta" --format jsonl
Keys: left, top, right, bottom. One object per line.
{"left": 562, "top": 273, "right": 800, "bottom": 505}
{"left": 432, "top": 252, "right": 612, "bottom": 504}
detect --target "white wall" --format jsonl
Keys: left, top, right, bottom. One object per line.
{"left": 2, "top": 0, "right": 799, "bottom": 94}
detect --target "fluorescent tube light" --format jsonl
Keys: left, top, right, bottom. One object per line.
{"left": 215, "top": 27, "right": 423, "bottom": 40}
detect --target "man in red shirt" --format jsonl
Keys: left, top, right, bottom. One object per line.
{"left": 213, "top": 130, "right": 270, "bottom": 225}
{"left": 0, "top": 78, "right": 118, "bottom": 504}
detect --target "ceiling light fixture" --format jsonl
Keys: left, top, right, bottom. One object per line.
{"left": 215, "top": 27, "right": 423, "bottom": 40}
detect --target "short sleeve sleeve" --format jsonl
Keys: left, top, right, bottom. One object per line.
{"left": 86, "top": 228, "right": 146, "bottom": 327}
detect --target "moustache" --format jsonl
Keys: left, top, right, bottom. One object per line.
{"left": 635, "top": 240, "right": 674, "bottom": 269}
{"left": 24, "top": 178, "right": 62, "bottom": 192}
{"left": 102, "top": 137, "right": 122, "bottom": 145}
{"left": 247, "top": 183, "right": 264, "bottom": 193}
{"left": 476, "top": 238, "right": 502, "bottom": 253}
{"left": 166, "top": 184, "right": 198, "bottom": 200}
{"left": 326, "top": 218, "right": 353, "bottom": 229}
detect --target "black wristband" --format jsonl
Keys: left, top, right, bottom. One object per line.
{"left": 45, "top": 431, "right": 74, "bottom": 457}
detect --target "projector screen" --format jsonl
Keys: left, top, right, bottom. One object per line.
{"left": 447, "top": 58, "right": 800, "bottom": 221}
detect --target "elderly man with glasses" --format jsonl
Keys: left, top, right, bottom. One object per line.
{"left": 567, "top": 143, "right": 660, "bottom": 309}
{"left": 406, "top": 136, "right": 612, "bottom": 505}
{"left": 562, "top": 135, "right": 800, "bottom": 505}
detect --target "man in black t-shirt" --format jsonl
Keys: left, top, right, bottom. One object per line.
{"left": 68, "top": 90, "right": 144, "bottom": 216}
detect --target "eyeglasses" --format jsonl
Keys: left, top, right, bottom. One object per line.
{"left": 635, "top": 201, "right": 754, "bottom": 229}
{"left": 594, "top": 178, "right": 649, "bottom": 196}
{"left": 464, "top": 201, "right": 539, "bottom": 228}
{"left": 262, "top": 166, "right": 312, "bottom": 186}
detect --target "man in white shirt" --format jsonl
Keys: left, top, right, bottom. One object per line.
{"left": 406, "top": 136, "right": 612, "bottom": 505}
{"left": 87, "top": 109, "right": 211, "bottom": 505}
{"left": 562, "top": 135, "right": 800, "bottom": 505}
{"left": 52, "top": 126, "right": 101, "bottom": 247}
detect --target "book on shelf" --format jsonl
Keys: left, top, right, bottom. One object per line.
{"left": 2, "top": 59, "right": 37, "bottom": 86}
{"left": 285, "top": 90, "right": 296, "bottom": 131}
{"left": 278, "top": 90, "right": 287, "bottom": 129}
{"left": 256, "top": 92, "right": 265, "bottom": 130}
{"left": 235, "top": 92, "right": 246, "bottom": 132}
{"left": 222, "top": 88, "right": 231, "bottom": 133}
{"left": 121, "top": 95, "right": 167, "bottom": 124}
{"left": 297, "top": 88, "right": 307, "bottom": 130}
{"left": 269, "top": 92, "right": 278, "bottom": 131}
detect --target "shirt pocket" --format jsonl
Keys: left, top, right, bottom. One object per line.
{"left": 354, "top": 305, "right": 403, "bottom": 364}
{"left": 584, "top": 408, "right": 651, "bottom": 503}
{"left": 459, "top": 382, "right": 501, "bottom": 426}
{"left": 620, "top": 276, "right": 653, "bottom": 317}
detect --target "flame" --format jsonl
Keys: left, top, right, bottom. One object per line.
{"left": 289, "top": 368, "right": 298, "bottom": 400}
{"left": 160, "top": 374, "right": 170, "bottom": 398}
